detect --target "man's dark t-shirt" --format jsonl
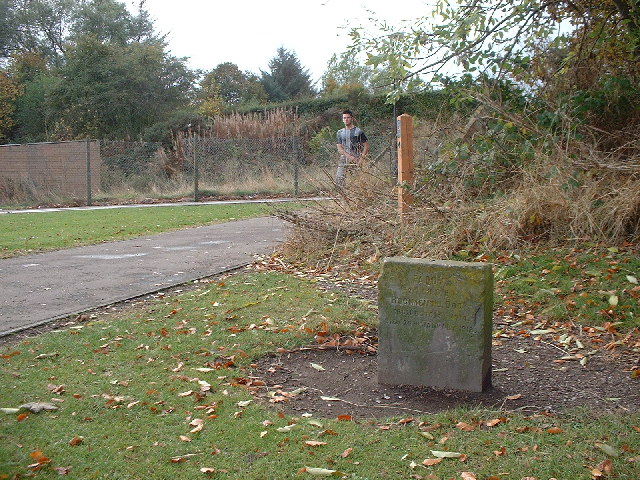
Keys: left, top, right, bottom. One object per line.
{"left": 337, "top": 127, "right": 367, "bottom": 157}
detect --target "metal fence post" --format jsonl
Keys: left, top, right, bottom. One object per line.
{"left": 193, "top": 135, "right": 199, "bottom": 202}
{"left": 86, "top": 139, "right": 92, "bottom": 206}
{"left": 294, "top": 136, "right": 299, "bottom": 196}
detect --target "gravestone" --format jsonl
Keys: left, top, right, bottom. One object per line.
{"left": 378, "top": 257, "right": 493, "bottom": 392}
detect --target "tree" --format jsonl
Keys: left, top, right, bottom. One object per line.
{"left": 69, "top": 0, "right": 157, "bottom": 45}
{"left": 53, "top": 36, "right": 194, "bottom": 138}
{"left": 1, "top": 0, "right": 159, "bottom": 66}
{"left": 0, "top": 70, "right": 21, "bottom": 140}
{"left": 2, "top": 0, "right": 197, "bottom": 141}
{"left": 320, "top": 52, "right": 374, "bottom": 95}
{"left": 260, "top": 47, "right": 315, "bottom": 102}
{"left": 199, "top": 62, "right": 266, "bottom": 114}
{"left": 350, "top": 0, "right": 640, "bottom": 95}
{"left": 349, "top": 0, "right": 640, "bottom": 156}
{"left": 8, "top": 52, "right": 60, "bottom": 142}
{"left": 1, "top": 0, "right": 76, "bottom": 65}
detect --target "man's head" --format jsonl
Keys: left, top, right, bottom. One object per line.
{"left": 342, "top": 110, "right": 354, "bottom": 128}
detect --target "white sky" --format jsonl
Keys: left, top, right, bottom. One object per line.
{"left": 133, "top": 0, "right": 430, "bottom": 84}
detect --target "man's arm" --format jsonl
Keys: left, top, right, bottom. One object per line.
{"left": 356, "top": 141, "right": 370, "bottom": 166}
{"left": 337, "top": 143, "right": 356, "bottom": 163}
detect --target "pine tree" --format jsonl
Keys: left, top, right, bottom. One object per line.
{"left": 260, "top": 47, "right": 315, "bottom": 102}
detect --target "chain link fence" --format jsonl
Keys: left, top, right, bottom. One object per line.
{"left": 100, "top": 135, "right": 395, "bottom": 201}
{"left": 1, "top": 135, "right": 398, "bottom": 205}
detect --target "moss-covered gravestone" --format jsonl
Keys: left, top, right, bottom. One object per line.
{"left": 378, "top": 257, "right": 493, "bottom": 392}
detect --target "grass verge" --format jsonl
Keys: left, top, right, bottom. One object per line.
{"left": 489, "top": 244, "right": 640, "bottom": 332}
{"left": 0, "top": 203, "right": 300, "bottom": 258}
{"left": 1, "top": 270, "right": 638, "bottom": 479}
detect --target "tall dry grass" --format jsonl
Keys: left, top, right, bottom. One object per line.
{"left": 187, "top": 108, "right": 301, "bottom": 139}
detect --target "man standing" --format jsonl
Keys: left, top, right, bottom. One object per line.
{"left": 336, "top": 110, "right": 369, "bottom": 187}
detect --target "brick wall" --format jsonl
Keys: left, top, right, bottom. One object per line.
{"left": 0, "top": 140, "right": 101, "bottom": 199}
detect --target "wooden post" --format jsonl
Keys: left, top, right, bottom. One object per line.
{"left": 397, "top": 114, "right": 414, "bottom": 216}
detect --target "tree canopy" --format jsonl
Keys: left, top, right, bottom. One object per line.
{"left": 350, "top": 0, "right": 640, "bottom": 93}
{"left": 260, "top": 47, "right": 316, "bottom": 102}
{"left": 0, "top": 0, "right": 195, "bottom": 141}
{"left": 349, "top": 0, "right": 640, "bottom": 155}
{"left": 198, "top": 62, "right": 266, "bottom": 116}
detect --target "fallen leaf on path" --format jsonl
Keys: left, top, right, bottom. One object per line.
{"left": 47, "top": 384, "right": 65, "bottom": 395}
{"left": 301, "top": 466, "right": 344, "bottom": 476}
{"left": 595, "top": 443, "right": 619, "bottom": 457}
{"left": 320, "top": 396, "right": 341, "bottom": 402}
{"left": 189, "top": 418, "right": 204, "bottom": 433}
{"left": 485, "top": 418, "right": 507, "bottom": 427}
{"left": 169, "top": 453, "right": 201, "bottom": 463}
{"left": 19, "top": 402, "right": 58, "bottom": 413}
{"left": 0, "top": 407, "right": 20, "bottom": 414}
{"left": 277, "top": 424, "right": 297, "bottom": 432}
{"left": 493, "top": 447, "right": 506, "bottom": 456}
{"left": 27, "top": 449, "right": 50, "bottom": 470}
{"left": 456, "top": 421, "right": 475, "bottom": 431}
{"left": 431, "top": 450, "right": 463, "bottom": 458}
{"left": 310, "top": 363, "right": 326, "bottom": 371}
{"left": 200, "top": 467, "right": 223, "bottom": 474}
{"left": 340, "top": 448, "right": 352, "bottom": 458}
{"left": 591, "top": 458, "right": 613, "bottom": 477}
{"left": 1, "top": 351, "right": 20, "bottom": 359}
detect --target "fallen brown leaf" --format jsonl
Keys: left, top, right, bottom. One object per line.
{"left": 341, "top": 448, "right": 353, "bottom": 458}
{"left": 456, "top": 421, "right": 475, "bottom": 432}
{"left": 189, "top": 418, "right": 204, "bottom": 433}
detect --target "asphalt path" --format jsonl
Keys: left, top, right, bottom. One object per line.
{"left": 0, "top": 216, "right": 287, "bottom": 336}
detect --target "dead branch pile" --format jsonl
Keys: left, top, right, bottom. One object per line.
{"left": 277, "top": 120, "right": 640, "bottom": 270}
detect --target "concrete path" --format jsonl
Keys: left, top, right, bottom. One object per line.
{"left": 0, "top": 216, "right": 287, "bottom": 336}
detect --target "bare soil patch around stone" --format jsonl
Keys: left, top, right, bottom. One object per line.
{"left": 251, "top": 334, "right": 639, "bottom": 419}
{"left": 249, "top": 275, "right": 639, "bottom": 419}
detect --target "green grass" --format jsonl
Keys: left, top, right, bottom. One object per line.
{"left": 491, "top": 243, "right": 640, "bottom": 330}
{"left": 1, "top": 271, "right": 638, "bottom": 480}
{"left": 0, "top": 203, "right": 297, "bottom": 258}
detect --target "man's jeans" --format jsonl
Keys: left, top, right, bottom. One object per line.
{"left": 336, "top": 155, "right": 347, "bottom": 187}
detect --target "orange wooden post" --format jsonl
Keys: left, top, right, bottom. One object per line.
{"left": 397, "top": 114, "right": 414, "bottom": 216}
